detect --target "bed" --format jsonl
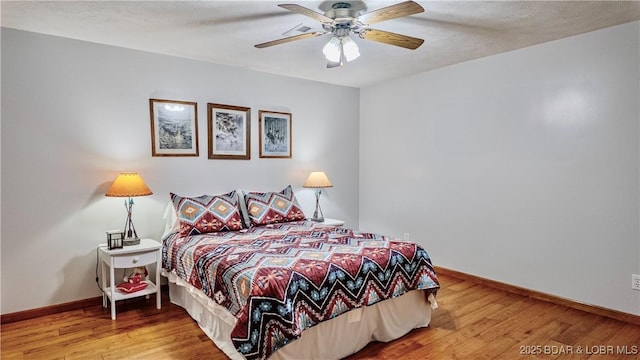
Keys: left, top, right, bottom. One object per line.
{"left": 161, "top": 186, "right": 440, "bottom": 360}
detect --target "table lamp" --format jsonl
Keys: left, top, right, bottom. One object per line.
{"left": 105, "top": 172, "right": 153, "bottom": 246}
{"left": 303, "top": 171, "right": 333, "bottom": 222}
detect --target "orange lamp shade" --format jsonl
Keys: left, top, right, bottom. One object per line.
{"left": 303, "top": 171, "right": 333, "bottom": 188}
{"left": 105, "top": 172, "right": 153, "bottom": 197}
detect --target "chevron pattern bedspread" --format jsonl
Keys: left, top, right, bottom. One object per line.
{"left": 162, "top": 221, "right": 439, "bottom": 360}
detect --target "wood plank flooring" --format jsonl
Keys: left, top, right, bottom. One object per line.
{"left": 2, "top": 273, "right": 639, "bottom": 359}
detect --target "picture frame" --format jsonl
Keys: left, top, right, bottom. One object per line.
{"left": 259, "top": 110, "right": 292, "bottom": 159}
{"left": 207, "top": 103, "right": 251, "bottom": 160}
{"left": 149, "top": 99, "right": 199, "bottom": 157}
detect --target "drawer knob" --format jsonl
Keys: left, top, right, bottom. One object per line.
{"left": 132, "top": 256, "right": 139, "bottom": 263}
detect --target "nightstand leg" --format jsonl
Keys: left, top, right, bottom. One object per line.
{"left": 101, "top": 259, "right": 107, "bottom": 308}
{"left": 110, "top": 258, "right": 116, "bottom": 320}
{"left": 156, "top": 250, "right": 161, "bottom": 309}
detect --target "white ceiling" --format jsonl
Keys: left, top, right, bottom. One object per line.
{"left": 2, "top": 1, "right": 639, "bottom": 88}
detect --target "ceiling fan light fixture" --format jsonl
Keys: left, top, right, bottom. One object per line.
{"left": 341, "top": 36, "right": 360, "bottom": 62}
{"left": 259, "top": 1, "right": 424, "bottom": 68}
{"left": 323, "top": 35, "right": 359, "bottom": 64}
{"left": 322, "top": 36, "right": 342, "bottom": 63}
{"left": 254, "top": 0, "right": 424, "bottom": 69}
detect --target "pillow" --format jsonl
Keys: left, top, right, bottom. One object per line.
{"left": 243, "top": 185, "right": 306, "bottom": 226}
{"left": 171, "top": 191, "right": 244, "bottom": 236}
{"left": 116, "top": 281, "right": 148, "bottom": 294}
{"left": 160, "top": 201, "right": 180, "bottom": 240}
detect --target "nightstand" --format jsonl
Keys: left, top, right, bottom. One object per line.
{"left": 319, "top": 218, "right": 345, "bottom": 227}
{"left": 97, "top": 238, "right": 161, "bottom": 320}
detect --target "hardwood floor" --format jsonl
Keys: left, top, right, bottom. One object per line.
{"left": 2, "top": 273, "right": 639, "bottom": 359}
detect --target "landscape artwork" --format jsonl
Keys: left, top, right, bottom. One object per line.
{"left": 149, "top": 99, "right": 199, "bottom": 157}
{"left": 208, "top": 103, "right": 251, "bottom": 160}
{"left": 259, "top": 110, "right": 292, "bottom": 158}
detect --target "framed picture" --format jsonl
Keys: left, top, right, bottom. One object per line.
{"left": 207, "top": 103, "right": 251, "bottom": 160}
{"left": 149, "top": 99, "right": 199, "bottom": 156}
{"left": 259, "top": 110, "right": 292, "bottom": 158}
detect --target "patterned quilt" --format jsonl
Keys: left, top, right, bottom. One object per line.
{"left": 162, "top": 221, "right": 439, "bottom": 360}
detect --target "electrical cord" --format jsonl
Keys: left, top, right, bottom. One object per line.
{"left": 95, "top": 247, "right": 107, "bottom": 295}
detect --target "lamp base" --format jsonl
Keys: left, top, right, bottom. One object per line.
{"left": 122, "top": 198, "right": 140, "bottom": 246}
{"left": 310, "top": 190, "right": 326, "bottom": 223}
{"left": 123, "top": 238, "right": 140, "bottom": 246}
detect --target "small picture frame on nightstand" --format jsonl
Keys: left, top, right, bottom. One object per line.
{"left": 106, "top": 230, "right": 124, "bottom": 250}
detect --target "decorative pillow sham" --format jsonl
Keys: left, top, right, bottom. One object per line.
{"left": 243, "top": 185, "right": 306, "bottom": 226}
{"left": 171, "top": 191, "right": 244, "bottom": 236}
{"left": 116, "top": 281, "right": 148, "bottom": 294}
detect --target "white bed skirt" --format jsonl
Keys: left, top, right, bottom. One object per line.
{"left": 163, "top": 269, "right": 433, "bottom": 360}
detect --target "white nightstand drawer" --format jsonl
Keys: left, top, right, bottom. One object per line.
{"left": 112, "top": 251, "right": 157, "bottom": 268}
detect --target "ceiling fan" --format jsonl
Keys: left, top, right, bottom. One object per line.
{"left": 255, "top": 1, "right": 425, "bottom": 68}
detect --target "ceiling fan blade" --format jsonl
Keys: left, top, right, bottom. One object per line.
{"left": 357, "top": 1, "right": 424, "bottom": 25}
{"left": 255, "top": 31, "right": 326, "bottom": 48}
{"left": 278, "top": 4, "right": 334, "bottom": 24}
{"left": 360, "top": 28, "right": 424, "bottom": 50}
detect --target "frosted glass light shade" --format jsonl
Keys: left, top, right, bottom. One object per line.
{"left": 342, "top": 37, "right": 360, "bottom": 62}
{"left": 322, "top": 37, "right": 342, "bottom": 63}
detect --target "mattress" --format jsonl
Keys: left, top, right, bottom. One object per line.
{"left": 164, "top": 269, "right": 435, "bottom": 359}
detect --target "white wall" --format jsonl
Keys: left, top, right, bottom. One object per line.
{"left": 3, "top": 21, "right": 639, "bottom": 317}
{"left": 0, "top": 28, "right": 359, "bottom": 314}
{"left": 360, "top": 21, "right": 640, "bottom": 315}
